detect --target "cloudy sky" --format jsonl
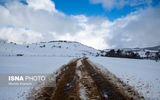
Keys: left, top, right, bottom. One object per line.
{"left": 0, "top": 0, "right": 160, "bottom": 49}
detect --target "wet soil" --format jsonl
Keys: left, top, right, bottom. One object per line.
{"left": 82, "top": 58, "right": 127, "bottom": 100}
{"left": 28, "top": 58, "right": 143, "bottom": 100}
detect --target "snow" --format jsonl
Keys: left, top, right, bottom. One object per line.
{"left": 1, "top": 40, "right": 160, "bottom": 99}
{"left": 0, "top": 41, "right": 98, "bottom": 57}
{"left": 76, "top": 60, "right": 87, "bottom": 100}
{"left": 103, "top": 92, "right": 108, "bottom": 99}
{"left": 0, "top": 56, "right": 75, "bottom": 74}
{"left": 0, "top": 41, "right": 97, "bottom": 100}
{"left": 79, "top": 84, "right": 87, "bottom": 100}
{"left": 0, "top": 56, "right": 74, "bottom": 100}
{"left": 117, "top": 48, "right": 159, "bottom": 58}
{"left": 89, "top": 57, "right": 160, "bottom": 100}
{"left": 76, "top": 70, "right": 82, "bottom": 79}
{"left": 0, "top": 87, "right": 30, "bottom": 100}
{"left": 66, "top": 82, "right": 73, "bottom": 88}
{"left": 77, "top": 59, "right": 82, "bottom": 67}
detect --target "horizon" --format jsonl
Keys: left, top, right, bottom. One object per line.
{"left": 0, "top": 1, "right": 160, "bottom": 99}
{"left": 0, "top": 0, "right": 160, "bottom": 49}
{"left": 1, "top": 39, "right": 160, "bottom": 50}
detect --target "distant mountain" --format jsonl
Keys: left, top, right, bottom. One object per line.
{"left": 103, "top": 45, "right": 160, "bottom": 58}
{"left": 143, "top": 45, "right": 160, "bottom": 50}
{"left": 0, "top": 40, "right": 99, "bottom": 57}
{"left": 1, "top": 40, "right": 159, "bottom": 58}
{"left": 104, "top": 45, "right": 160, "bottom": 52}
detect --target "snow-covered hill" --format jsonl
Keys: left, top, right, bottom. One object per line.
{"left": 1, "top": 40, "right": 159, "bottom": 58}
{"left": 121, "top": 47, "right": 160, "bottom": 58}
{"left": 103, "top": 46, "right": 160, "bottom": 58}
{"left": 0, "top": 40, "right": 99, "bottom": 57}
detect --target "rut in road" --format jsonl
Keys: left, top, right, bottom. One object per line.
{"left": 51, "top": 58, "right": 80, "bottom": 100}
{"left": 81, "top": 58, "right": 126, "bottom": 100}
{"left": 28, "top": 58, "right": 144, "bottom": 100}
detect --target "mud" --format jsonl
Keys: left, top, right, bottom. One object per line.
{"left": 51, "top": 59, "right": 80, "bottom": 100}
{"left": 28, "top": 58, "right": 144, "bottom": 100}
{"left": 82, "top": 58, "right": 127, "bottom": 100}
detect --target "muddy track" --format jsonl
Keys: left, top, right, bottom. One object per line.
{"left": 81, "top": 58, "right": 127, "bottom": 100}
{"left": 28, "top": 59, "right": 80, "bottom": 100}
{"left": 28, "top": 58, "right": 143, "bottom": 100}
{"left": 51, "top": 59, "right": 80, "bottom": 100}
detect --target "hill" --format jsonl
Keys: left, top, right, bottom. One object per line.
{"left": 0, "top": 40, "right": 99, "bottom": 57}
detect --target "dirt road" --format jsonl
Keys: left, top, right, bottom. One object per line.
{"left": 28, "top": 58, "right": 144, "bottom": 100}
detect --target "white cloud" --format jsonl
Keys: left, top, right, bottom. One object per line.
{"left": 26, "top": 0, "right": 57, "bottom": 13}
{"left": 90, "top": 0, "right": 152, "bottom": 10}
{"left": 51, "top": 19, "right": 113, "bottom": 49}
{"left": 0, "top": 0, "right": 160, "bottom": 49}
{"left": 0, "top": 27, "right": 43, "bottom": 44}
{"left": 106, "top": 6, "right": 160, "bottom": 48}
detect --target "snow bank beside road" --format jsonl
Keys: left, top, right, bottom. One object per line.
{"left": 0, "top": 56, "right": 74, "bottom": 74}
{"left": 89, "top": 57, "right": 160, "bottom": 100}
{"left": 0, "top": 56, "right": 74, "bottom": 100}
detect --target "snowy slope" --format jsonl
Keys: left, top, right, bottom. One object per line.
{"left": 0, "top": 41, "right": 99, "bottom": 57}
{"left": 144, "top": 45, "right": 160, "bottom": 50}
{"left": 89, "top": 57, "right": 160, "bottom": 100}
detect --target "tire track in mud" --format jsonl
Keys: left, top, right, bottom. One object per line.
{"left": 28, "top": 58, "right": 80, "bottom": 100}
{"left": 51, "top": 58, "right": 80, "bottom": 100}
{"left": 76, "top": 59, "right": 102, "bottom": 100}
{"left": 28, "top": 58, "right": 143, "bottom": 100}
{"left": 82, "top": 58, "right": 127, "bottom": 100}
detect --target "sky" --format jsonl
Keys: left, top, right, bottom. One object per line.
{"left": 0, "top": 0, "right": 160, "bottom": 49}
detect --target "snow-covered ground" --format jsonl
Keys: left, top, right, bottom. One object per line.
{"left": 0, "top": 41, "right": 98, "bottom": 57}
{"left": 0, "top": 56, "right": 75, "bottom": 74}
{"left": 0, "top": 56, "right": 75, "bottom": 100}
{"left": 89, "top": 57, "right": 160, "bottom": 100}
{"left": 0, "top": 41, "right": 160, "bottom": 99}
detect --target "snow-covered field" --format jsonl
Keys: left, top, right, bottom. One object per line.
{"left": 0, "top": 56, "right": 75, "bottom": 100}
{"left": 0, "top": 41, "right": 160, "bottom": 99}
{"left": 89, "top": 57, "right": 160, "bottom": 100}
{"left": 0, "top": 56, "right": 75, "bottom": 74}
